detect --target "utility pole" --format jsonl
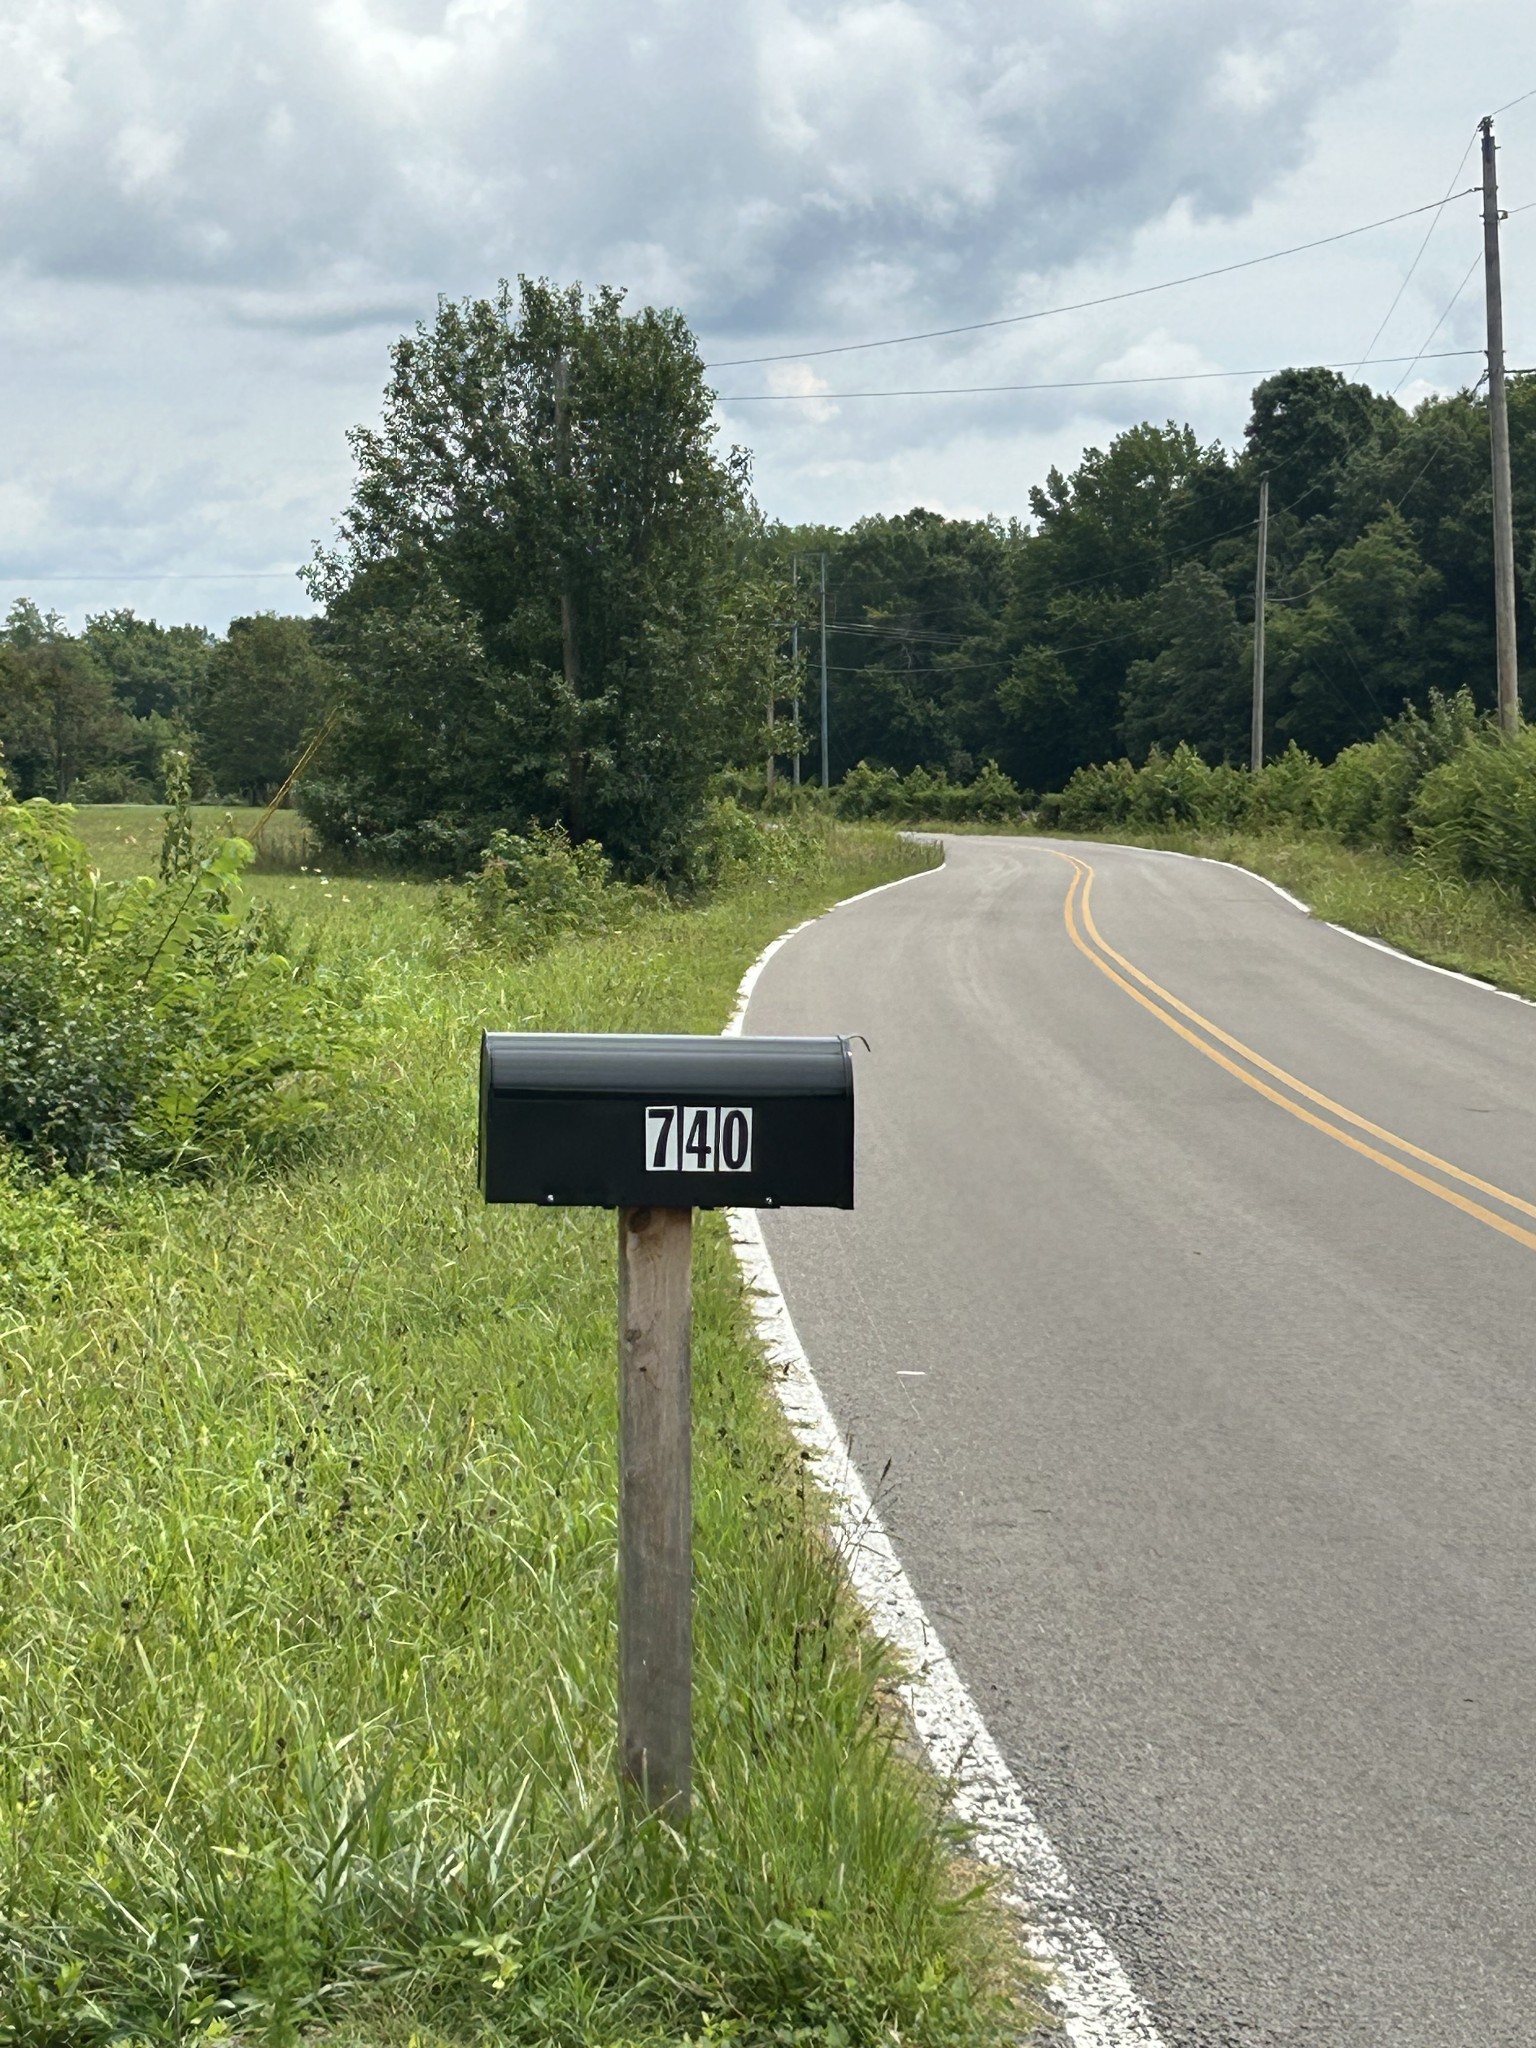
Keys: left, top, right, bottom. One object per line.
{"left": 791, "top": 556, "right": 801, "bottom": 787}
{"left": 553, "top": 351, "right": 585, "bottom": 825}
{"left": 1251, "top": 474, "right": 1269, "bottom": 773}
{"left": 1481, "top": 115, "right": 1520, "bottom": 736}
{"left": 819, "top": 551, "right": 830, "bottom": 791}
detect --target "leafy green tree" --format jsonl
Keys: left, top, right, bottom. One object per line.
{"left": 0, "top": 601, "right": 128, "bottom": 798}
{"left": 1268, "top": 512, "right": 1443, "bottom": 755}
{"left": 83, "top": 610, "right": 214, "bottom": 719}
{"left": 1120, "top": 563, "right": 1248, "bottom": 761}
{"left": 306, "top": 278, "right": 772, "bottom": 877}
{"left": 191, "top": 614, "right": 332, "bottom": 802}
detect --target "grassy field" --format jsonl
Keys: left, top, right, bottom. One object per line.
{"left": 1033, "top": 823, "right": 1536, "bottom": 1002}
{"left": 69, "top": 802, "right": 313, "bottom": 880}
{"left": 0, "top": 823, "right": 1031, "bottom": 2046}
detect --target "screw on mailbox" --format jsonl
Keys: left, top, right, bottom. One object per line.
{"left": 479, "top": 1032, "right": 855, "bottom": 1815}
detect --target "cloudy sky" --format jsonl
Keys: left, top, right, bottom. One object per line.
{"left": 2, "top": 0, "right": 1534, "bottom": 631}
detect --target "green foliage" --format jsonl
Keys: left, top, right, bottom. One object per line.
{"left": 1121, "top": 562, "right": 1247, "bottom": 762}
{"left": 0, "top": 831, "right": 1017, "bottom": 2046}
{"left": 191, "top": 614, "right": 332, "bottom": 802}
{"left": 307, "top": 278, "right": 776, "bottom": 880}
{"left": 82, "top": 609, "right": 214, "bottom": 722}
{"left": 833, "top": 758, "right": 1023, "bottom": 823}
{"left": 0, "top": 790, "right": 353, "bottom": 1176}
{"left": 1410, "top": 726, "right": 1536, "bottom": 907}
{"left": 440, "top": 822, "right": 630, "bottom": 954}
{"left": 1038, "top": 694, "right": 1493, "bottom": 848}
{"left": 0, "top": 601, "right": 130, "bottom": 799}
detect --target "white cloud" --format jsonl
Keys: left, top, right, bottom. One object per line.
{"left": 2, "top": 0, "right": 1532, "bottom": 630}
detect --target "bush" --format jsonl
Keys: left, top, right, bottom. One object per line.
{"left": 1251, "top": 740, "right": 1326, "bottom": 831}
{"left": 1317, "top": 689, "right": 1481, "bottom": 849}
{"left": 72, "top": 764, "right": 156, "bottom": 805}
{"left": 832, "top": 759, "right": 1024, "bottom": 824}
{"left": 688, "top": 796, "right": 832, "bottom": 890}
{"left": 440, "top": 822, "right": 636, "bottom": 953}
{"left": 0, "top": 789, "right": 353, "bottom": 1176}
{"left": 1410, "top": 725, "right": 1536, "bottom": 907}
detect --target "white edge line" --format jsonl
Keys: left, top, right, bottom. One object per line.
{"left": 722, "top": 856, "right": 1167, "bottom": 2048}
{"left": 1063, "top": 840, "right": 1536, "bottom": 1007}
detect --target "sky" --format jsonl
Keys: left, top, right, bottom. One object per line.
{"left": 2, "top": 0, "right": 1534, "bottom": 633}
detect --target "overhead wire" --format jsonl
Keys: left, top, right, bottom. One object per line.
{"left": 1347, "top": 129, "right": 1482, "bottom": 374}
{"left": 1391, "top": 248, "right": 1483, "bottom": 395}
{"left": 705, "top": 190, "right": 1480, "bottom": 368}
{"left": 716, "top": 349, "right": 1481, "bottom": 403}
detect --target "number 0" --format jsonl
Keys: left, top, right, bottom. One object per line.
{"left": 719, "top": 1108, "right": 752, "bottom": 1172}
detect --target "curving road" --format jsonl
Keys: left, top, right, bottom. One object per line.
{"left": 745, "top": 835, "right": 1536, "bottom": 2048}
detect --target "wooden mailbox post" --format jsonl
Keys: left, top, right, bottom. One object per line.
{"left": 479, "top": 1032, "right": 854, "bottom": 1814}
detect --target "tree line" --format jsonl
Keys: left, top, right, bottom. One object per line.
{"left": 0, "top": 603, "right": 330, "bottom": 806}
{"left": 3, "top": 278, "right": 1529, "bottom": 869}
{"left": 765, "top": 366, "right": 1535, "bottom": 799}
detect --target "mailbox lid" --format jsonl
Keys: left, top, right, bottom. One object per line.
{"left": 481, "top": 1031, "right": 852, "bottom": 1101}
{"left": 478, "top": 1031, "right": 854, "bottom": 1209}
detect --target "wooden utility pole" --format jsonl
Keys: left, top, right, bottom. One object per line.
{"left": 819, "top": 552, "right": 830, "bottom": 791}
{"left": 791, "top": 556, "right": 801, "bottom": 787}
{"left": 553, "top": 352, "right": 586, "bottom": 825}
{"left": 617, "top": 1204, "right": 693, "bottom": 1815}
{"left": 1481, "top": 116, "right": 1521, "bottom": 735}
{"left": 1250, "top": 474, "right": 1269, "bottom": 774}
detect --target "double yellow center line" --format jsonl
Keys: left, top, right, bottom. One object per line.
{"left": 1052, "top": 850, "right": 1536, "bottom": 1256}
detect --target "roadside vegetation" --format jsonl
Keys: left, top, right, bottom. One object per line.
{"left": 1031, "top": 691, "right": 1536, "bottom": 1001}
{"left": 0, "top": 791, "right": 1037, "bottom": 2046}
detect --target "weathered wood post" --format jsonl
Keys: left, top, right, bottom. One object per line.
{"left": 617, "top": 1204, "right": 693, "bottom": 1813}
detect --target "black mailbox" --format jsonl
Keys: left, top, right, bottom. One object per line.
{"left": 479, "top": 1032, "right": 854, "bottom": 1209}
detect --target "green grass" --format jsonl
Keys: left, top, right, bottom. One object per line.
{"left": 1039, "top": 822, "right": 1536, "bottom": 1002}
{"left": 69, "top": 803, "right": 313, "bottom": 880}
{"left": 0, "top": 827, "right": 1032, "bottom": 2046}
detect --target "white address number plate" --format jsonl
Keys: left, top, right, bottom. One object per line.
{"left": 645, "top": 1104, "right": 753, "bottom": 1174}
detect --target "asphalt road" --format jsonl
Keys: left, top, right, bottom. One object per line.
{"left": 745, "top": 835, "right": 1536, "bottom": 2048}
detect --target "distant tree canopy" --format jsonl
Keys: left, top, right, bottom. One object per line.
{"left": 761, "top": 369, "right": 1534, "bottom": 795}
{"left": 194, "top": 615, "right": 332, "bottom": 802}
{"left": 303, "top": 277, "right": 779, "bottom": 878}
{"left": 0, "top": 602, "right": 326, "bottom": 804}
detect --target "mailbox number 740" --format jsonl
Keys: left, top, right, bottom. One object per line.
{"left": 645, "top": 1105, "right": 753, "bottom": 1174}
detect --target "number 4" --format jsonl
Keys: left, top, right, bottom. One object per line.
{"left": 682, "top": 1107, "right": 714, "bottom": 1171}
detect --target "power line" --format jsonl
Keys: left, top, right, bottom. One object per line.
{"left": 704, "top": 190, "right": 1480, "bottom": 369}
{"left": 1392, "top": 249, "right": 1482, "bottom": 395}
{"left": 1349, "top": 131, "right": 1482, "bottom": 373}
{"left": 1491, "top": 86, "right": 1536, "bottom": 116}
{"left": 717, "top": 349, "right": 1482, "bottom": 403}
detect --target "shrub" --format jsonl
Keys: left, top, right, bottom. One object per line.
{"left": 1250, "top": 740, "right": 1326, "bottom": 831}
{"left": 0, "top": 789, "right": 353, "bottom": 1176}
{"left": 1410, "top": 726, "right": 1536, "bottom": 907}
{"left": 832, "top": 759, "right": 1024, "bottom": 824}
{"left": 439, "top": 823, "right": 625, "bottom": 953}
{"left": 1039, "top": 757, "right": 1138, "bottom": 830}
{"left": 689, "top": 796, "right": 832, "bottom": 890}
{"left": 72, "top": 764, "right": 156, "bottom": 805}
{"left": 1316, "top": 689, "right": 1481, "bottom": 849}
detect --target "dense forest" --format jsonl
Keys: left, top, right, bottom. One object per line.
{"left": 764, "top": 366, "right": 1535, "bottom": 798}
{"left": 2, "top": 305, "right": 1530, "bottom": 860}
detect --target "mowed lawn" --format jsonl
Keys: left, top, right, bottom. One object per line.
{"left": 0, "top": 823, "right": 1028, "bottom": 2046}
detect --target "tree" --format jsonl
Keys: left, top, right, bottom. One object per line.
{"left": 1268, "top": 512, "right": 1443, "bottom": 755}
{"left": 83, "top": 610, "right": 214, "bottom": 720}
{"left": 1120, "top": 563, "right": 1248, "bottom": 761}
{"left": 0, "top": 601, "right": 128, "bottom": 798}
{"left": 306, "top": 278, "right": 772, "bottom": 877}
{"left": 191, "top": 615, "right": 332, "bottom": 802}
